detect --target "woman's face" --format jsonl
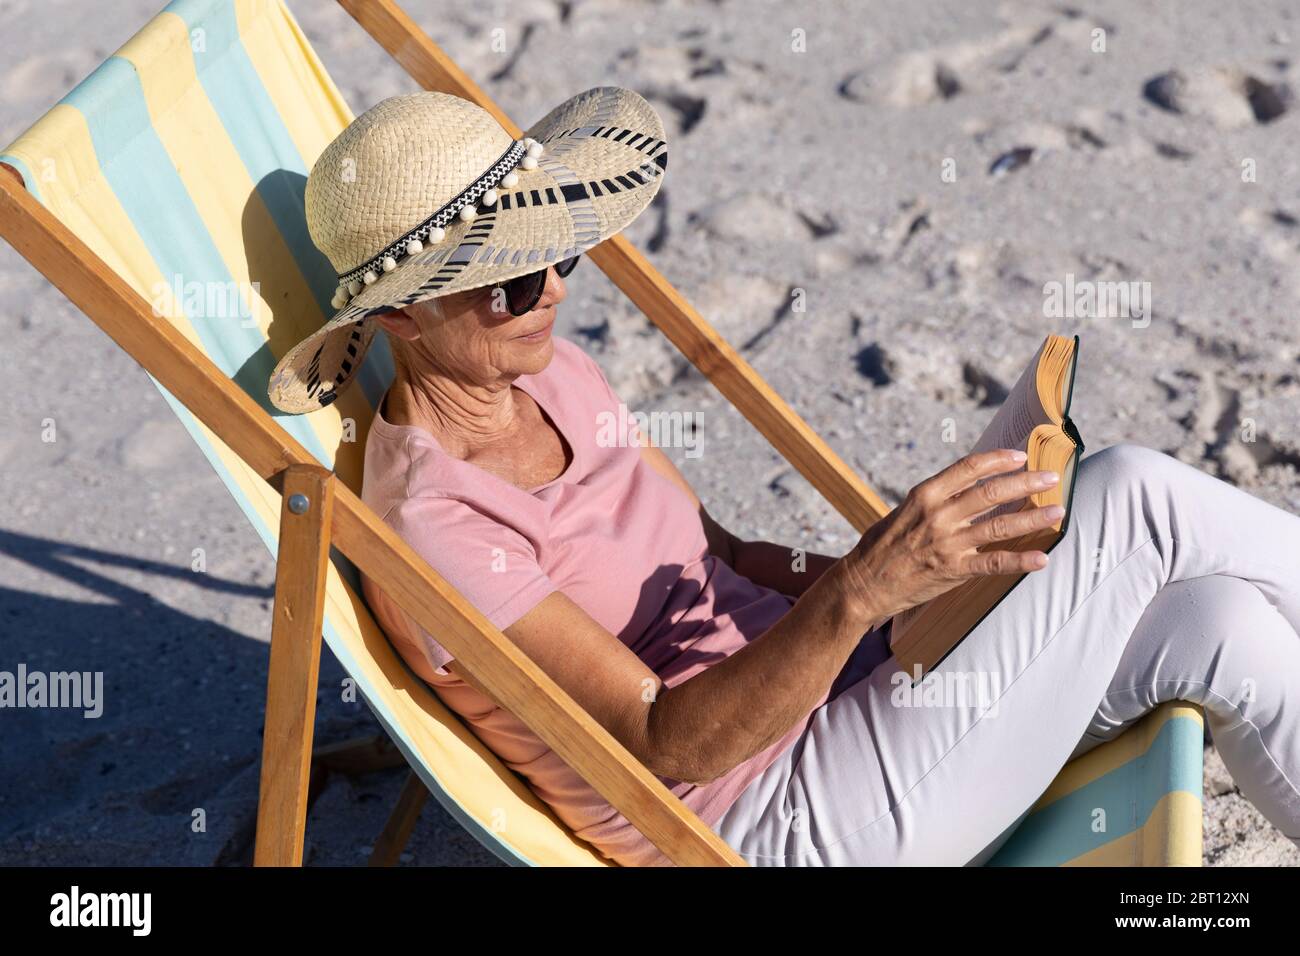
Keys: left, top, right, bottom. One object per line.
{"left": 375, "top": 265, "right": 569, "bottom": 384}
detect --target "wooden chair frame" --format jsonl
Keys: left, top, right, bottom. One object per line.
{"left": 0, "top": 0, "right": 894, "bottom": 867}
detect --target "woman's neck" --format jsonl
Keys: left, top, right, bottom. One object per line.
{"left": 382, "top": 365, "right": 520, "bottom": 458}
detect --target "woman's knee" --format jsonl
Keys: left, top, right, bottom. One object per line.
{"left": 1075, "top": 442, "right": 1181, "bottom": 502}
{"left": 1084, "top": 442, "right": 1171, "bottom": 482}
{"left": 1125, "top": 575, "right": 1292, "bottom": 710}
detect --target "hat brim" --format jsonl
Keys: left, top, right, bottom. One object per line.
{"left": 268, "top": 86, "right": 666, "bottom": 415}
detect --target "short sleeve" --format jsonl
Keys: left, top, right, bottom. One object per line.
{"left": 380, "top": 495, "right": 557, "bottom": 675}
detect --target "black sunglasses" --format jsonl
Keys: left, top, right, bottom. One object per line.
{"left": 491, "top": 255, "right": 580, "bottom": 317}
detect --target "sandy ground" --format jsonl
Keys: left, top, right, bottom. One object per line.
{"left": 1, "top": 0, "right": 1298, "bottom": 866}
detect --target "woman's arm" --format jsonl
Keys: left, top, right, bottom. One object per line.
{"left": 637, "top": 443, "right": 837, "bottom": 597}
{"left": 456, "top": 558, "right": 867, "bottom": 787}
{"left": 456, "top": 448, "right": 1060, "bottom": 786}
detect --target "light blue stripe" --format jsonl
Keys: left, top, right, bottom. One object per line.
{"left": 167, "top": 0, "right": 327, "bottom": 298}
{"left": 0, "top": 154, "right": 43, "bottom": 203}
{"left": 165, "top": 0, "right": 394, "bottom": 411}
{"left": 987, "top": 715, "right": 1203, "bottom": 866}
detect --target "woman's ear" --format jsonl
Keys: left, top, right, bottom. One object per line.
{"left": 372, "top": 308, "right": 421, "bottom": 342}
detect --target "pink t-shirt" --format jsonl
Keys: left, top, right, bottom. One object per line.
{"left": 359, "top": 337, "right": 827, "bottom": 866}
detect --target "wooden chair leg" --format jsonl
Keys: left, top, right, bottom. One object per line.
{"left": 253, "top": 464, "right": 336, "bottom": 867}
{"left": 369, "top": 771, "right": 430, "bottom": 866}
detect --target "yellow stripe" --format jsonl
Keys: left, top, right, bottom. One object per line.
{"left": 3, "top": 106, "right": 176, "bottom": 312}
{"left": 234, "top": 0, "right": 354, "bottom": 163}
{"left": 1064, "top": 791, "right": 1203, "bottom": 866}
{"left": 1034, "top": 702, "right": 1204, "bottom": 809}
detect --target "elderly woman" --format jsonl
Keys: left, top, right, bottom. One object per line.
{"left": 269, "top": 89, "right": 1300, "bottom": 866}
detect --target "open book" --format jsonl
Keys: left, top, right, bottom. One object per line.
{"left": 888, "top": 334, "right": 1083, "bottom": 681}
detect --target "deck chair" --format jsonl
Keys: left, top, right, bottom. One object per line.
{"left": 0, "top": 0, "right": 1205, "bottom": 867}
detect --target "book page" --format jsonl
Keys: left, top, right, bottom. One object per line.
{"left": 968, "top": 337, "right": 1052, "bottom": 457}
{"left": 959, "top": 338, "right": 1055, "bottom": 531}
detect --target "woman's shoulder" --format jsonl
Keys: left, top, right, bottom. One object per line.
{"left": 360, "top": 400, "right": 469, "bottom": 514}
{"left": 366, "top": 429, "right": 528, "bottom": 517}
{"left": 362, "top": 418, "right": 549, "bottom": 547}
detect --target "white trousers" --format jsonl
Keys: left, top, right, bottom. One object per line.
{"left": 712, "top": 443, "right": 1300, "bottom": 865}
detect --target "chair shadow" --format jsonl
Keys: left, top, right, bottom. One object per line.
{"left": 0, "top": 527, "right": 277, "bottom": 860}
{"left": 218, "top": 168, "right": 335, "bottom": 420}
{"left": 0, "top": 528, "right": 495, "bottom": 866}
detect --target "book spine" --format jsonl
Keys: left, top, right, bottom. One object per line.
{"left": 1062, "top": 415, "right": 1084, "bottom": 453}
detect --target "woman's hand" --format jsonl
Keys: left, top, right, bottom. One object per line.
{"left": 842, "top": 448, "right": 1062, "bottom": 626}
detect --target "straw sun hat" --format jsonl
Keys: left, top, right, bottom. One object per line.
{"left": 267, "top": 86, "right": 668, "bottom": 414}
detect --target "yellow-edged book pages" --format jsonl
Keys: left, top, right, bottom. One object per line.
{"left": 888, "top": 334, "right": 1083, "bottom": 680}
